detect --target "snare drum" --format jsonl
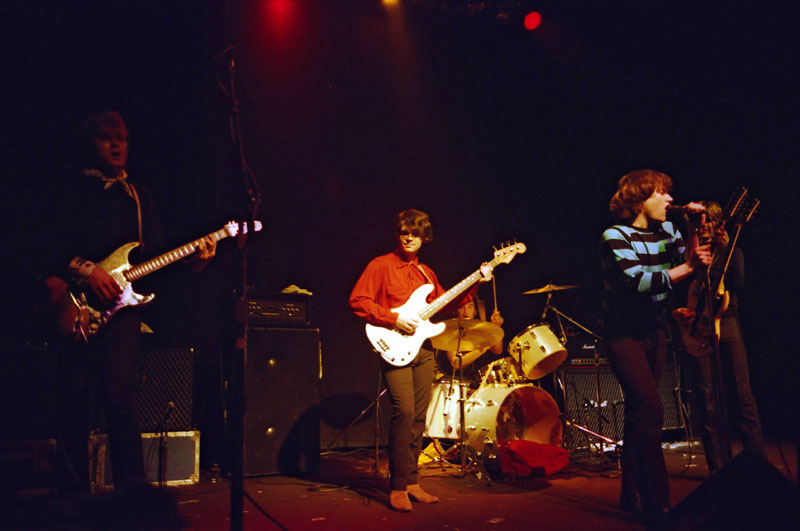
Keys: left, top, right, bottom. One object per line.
{"left": 424, "top": 379, "right": 472, "bottom": 439}
{"left": 464, "top": 385, "right": 562, "bottom": 451}
{"left": 508, "top": 323, "right": 567, "bottom": 379}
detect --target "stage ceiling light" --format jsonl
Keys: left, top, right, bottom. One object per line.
{"left": 524, "top": 10, "right": 542, "bottom": 31}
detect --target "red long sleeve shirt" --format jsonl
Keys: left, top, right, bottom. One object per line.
{"left": 349, "top": 248, "right": 474, "bottom": 328}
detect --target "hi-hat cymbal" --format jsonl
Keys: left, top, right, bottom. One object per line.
{"left": 430, "top": 319, "right": 504, "bottom": 352}
{"left": 522, "top": 283, "right": 578, "bottom": 295}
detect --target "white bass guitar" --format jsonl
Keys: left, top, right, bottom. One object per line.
{"left": 365, "top": 242, "right": 526, "bottom": 366}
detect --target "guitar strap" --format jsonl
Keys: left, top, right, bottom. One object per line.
{"left": 129, "top": 183, "right": 144, "bottom": 247}
{"left": 82, "top": 168, "right": 144, "bottom": 247}
{"left": 416, "top": 264, "right": 433, "bottom": 285}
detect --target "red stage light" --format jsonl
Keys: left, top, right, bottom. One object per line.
{"left": 524, "top": 11, "right": 542, "bottom": 31}
{"left": 263, "top": 0, "right": 297, "bottom": 36}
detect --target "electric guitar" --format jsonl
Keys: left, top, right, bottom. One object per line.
{"left": 46, "top": 220, "right": 262, "bottom": 342}
{"left": 679, "top": 188, "right": 759, "bottom": 357}
{"left": 365, "top": 242, "right": 526, "bottom": 366}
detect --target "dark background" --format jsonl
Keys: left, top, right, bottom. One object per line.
{"left": 2, "top": 1, "right": 797, "bottom": 455}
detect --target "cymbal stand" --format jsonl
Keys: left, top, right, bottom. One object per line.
{"left": 453, "top": 353, "right": 491, "bottom": 484}
{"left": 541, "top": 294, "right": 615, "bottom": 461}
{"left": 540, "top": 292, "right": 602, "bottom": 344}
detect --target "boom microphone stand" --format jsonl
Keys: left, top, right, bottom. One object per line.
{"left": 540, "top": 293, "right": 613, "bottom": 457}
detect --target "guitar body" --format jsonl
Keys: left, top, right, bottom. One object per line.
{"left": 46, "top": 220, "right": 261, "bottom": 342}
{"left": 51, "top": 242, "right": 156, "bottom": 341}
{"left": 678, "top": 276, "right": 729, "bottom": 358}
{"left": 365, "top": 284, "right": 447, "bottom": 366}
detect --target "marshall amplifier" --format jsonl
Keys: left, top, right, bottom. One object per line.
{"left": 247, "top": 293, "right": 311, "bottom": 327}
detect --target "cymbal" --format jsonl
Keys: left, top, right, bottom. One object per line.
{"left": 522, "top": 283, "right": 578, "bottom": 295}
{"left": 430, "top": 319, "right": 504, "bottom": 352}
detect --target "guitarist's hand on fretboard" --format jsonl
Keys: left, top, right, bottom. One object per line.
{"left": 191, "top": 235, "right": 217, "bottom": 272}
{"left": 479, "top": 263, "right": 493, "bottom": 282}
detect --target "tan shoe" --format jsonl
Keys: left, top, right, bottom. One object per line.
{"left": 407, "top": 484, "right": 439, "bottom": 504}
{"left": 389, "top": 490, "right": 412, "bottom": 512}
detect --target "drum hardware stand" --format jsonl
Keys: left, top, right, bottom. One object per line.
{"left": 540, "top": 293, "right": 615, "bottom": 461}
{"left": 421, "top": 348, "right": 491, "bottom": 485}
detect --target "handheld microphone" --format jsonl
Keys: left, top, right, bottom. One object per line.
{"left": 667, "top": 204, "right": 706, "bottom": 217}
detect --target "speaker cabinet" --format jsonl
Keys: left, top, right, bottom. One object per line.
{"left": 244, "top": 327, "right": 321, "bottom": 476}
{"left": 660, "top": 452, "right": 800, "bottom": 529}
{"left": 561, "top": 356, "right": 685, "bottom": 449}
{"left": 135, "top": 346, "right": 194, "bottom": 432}
{"left": 561, "top": 363, "right": 625, "bottom": 449}
{"left": 92, "top": 347, "right": 194, "bottom": 433}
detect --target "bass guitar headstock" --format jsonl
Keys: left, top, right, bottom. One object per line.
{"left": 492, "top": 241, "right": 526, "bottom": 266}
{"left": 223, "top": 220, "right": 264, "bottom": 237}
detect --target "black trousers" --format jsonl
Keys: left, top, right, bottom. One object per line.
{"left": 605, "top": 329, "right": 670, "bottom": 515}
{"left": 693, "top": 315, "right": 766, "bottom": 473}
{"left": 381, "top": 346, "right": 434, "bottom": 491}
{"left": 55, "top": 310, "right": 146, "bottom": 491}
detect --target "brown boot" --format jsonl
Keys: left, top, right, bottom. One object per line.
{"left": 407, "top": 484, "right": 439, "bottom": 504}
{"left": 389, "top": 490, "right": 412, "bottom": 512}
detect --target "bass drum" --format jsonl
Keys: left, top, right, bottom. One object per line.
{"left": 464, "top": 385, "right": 562, "bottom": 451}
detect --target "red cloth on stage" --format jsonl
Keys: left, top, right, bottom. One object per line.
{"left": 498, "top": 440, "right": 569, "bottom": 478}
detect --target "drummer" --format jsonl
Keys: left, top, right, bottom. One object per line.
{"left": 435, "top": 294, "right": 504, "bottom": 384}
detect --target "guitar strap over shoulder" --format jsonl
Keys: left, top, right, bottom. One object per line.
{"left": 416, "top": 264, "right": 433, "bottom": 285}
{"left": 128, "top": 183, "right": 144, "bottom": 247}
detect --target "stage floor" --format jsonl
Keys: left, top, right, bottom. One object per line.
{"left": 4, "top": 439, "right": 797, "bottom": 530}
{"left": 173, "top": 439, "right": 797, "bottom": 530}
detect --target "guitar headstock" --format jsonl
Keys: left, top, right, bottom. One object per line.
{"left": 492, "top": 241, "right": 526, "bottom": 265}
{"left": 223, "top": 220, "right": 264, "bottom": 237}
{"left": 723, "top": 187, "right": 759, "bottom": 227}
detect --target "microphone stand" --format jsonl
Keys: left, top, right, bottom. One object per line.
{"left": 541, "top": 292, "right": 611, "bottom": 458}
{"left": 224, "top": 45, "right": 263, "bottom": 531}
{"left": 158, "top": 403, "right": 175, "bottom": 487}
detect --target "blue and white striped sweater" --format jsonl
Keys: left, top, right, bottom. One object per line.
{"left": 600, "top": 222, "right": 686, "bottom": 334}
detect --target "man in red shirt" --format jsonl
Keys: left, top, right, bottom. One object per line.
{"left": 349, "top": 209, "right": 491, "bottom": 512}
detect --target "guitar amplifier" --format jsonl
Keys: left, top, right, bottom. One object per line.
{"left": 247, "top": 293, "right": 311, "bottom": 327}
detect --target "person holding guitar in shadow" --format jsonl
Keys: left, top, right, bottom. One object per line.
{"left": 349, "top": 209, "right": 493, "bottom": 512}
{"left": 600, "top": 169, "right": 712, "bottom": 526}
{"left": 673, "top": 200, "right": 766, "bottom": 475}
{"left": 39, "top": 111, "right": 216, "bottom": 495}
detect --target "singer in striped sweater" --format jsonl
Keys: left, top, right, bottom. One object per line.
{"left": 599, "top": 169, "right": 711, "bottom": 526}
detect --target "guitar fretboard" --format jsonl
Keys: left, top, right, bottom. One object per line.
{"left": 124, "top": 228, "right": 228, "bottom": 281}
{"left": 419, "top": 269, "right": 484, "bottom": 321}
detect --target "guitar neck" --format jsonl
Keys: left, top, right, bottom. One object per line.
{"left": 125, "top": 228, "right": 229, "bottom": 282}
{"left": 419, "top": 269, "right": 483, "bottom": 321}
{"left": 419, "top": 254, "right": 506, "bottom": 320}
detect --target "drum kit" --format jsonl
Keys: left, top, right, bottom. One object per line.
{"left": 421, "top": 282, "right": 592, "bottom": 475}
